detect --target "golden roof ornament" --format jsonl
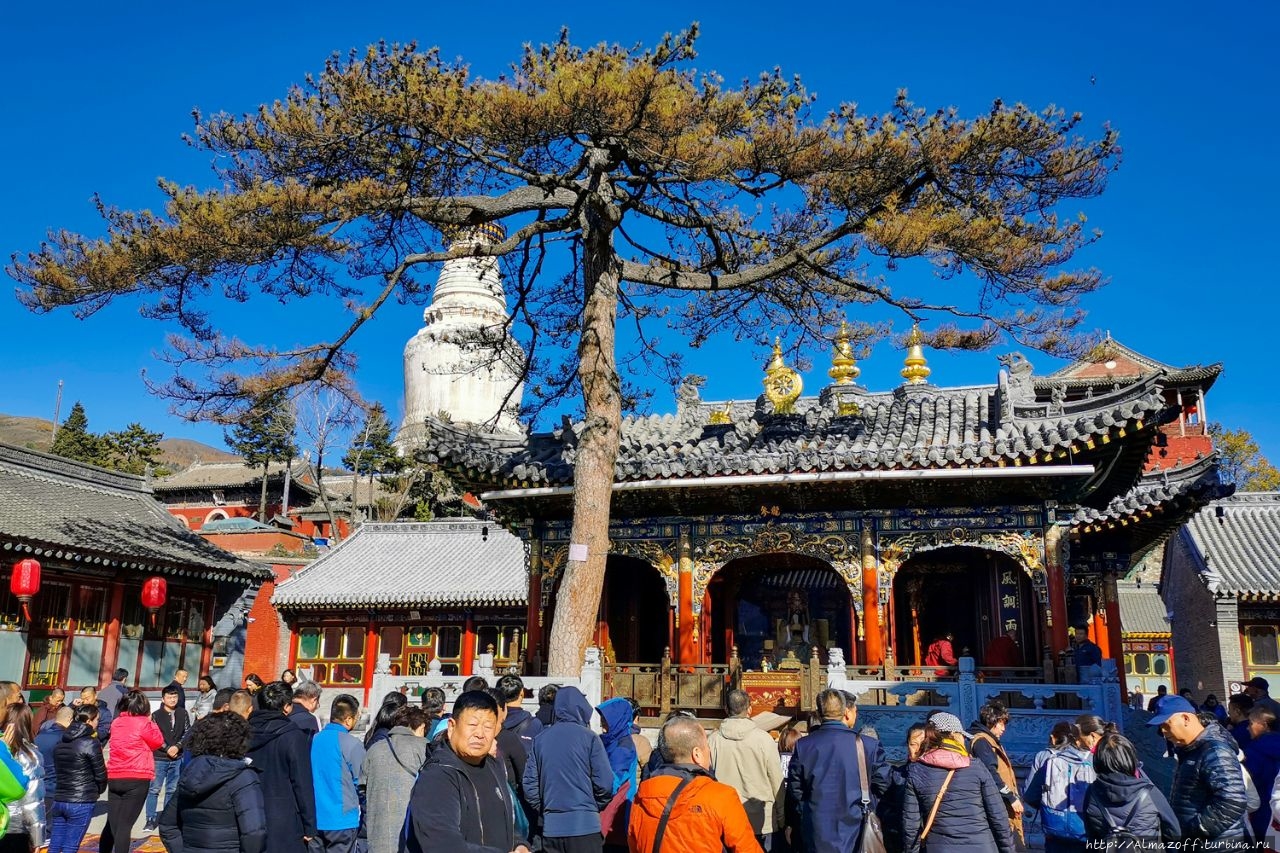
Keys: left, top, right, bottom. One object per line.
{"left": 763, "top": 338, "right": 803, "bottom": 414}
{"left": 707, "top": 401, "right": 734, "bottom": 425}
{"left": 828, "top": 321, "right": 861, "bottom": 386}
{"left": 900, "top": 324, "right": 932, "bottom": 385}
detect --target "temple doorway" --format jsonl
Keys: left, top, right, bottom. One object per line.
{"left": 594, "top": 555, "right": 671, "bottom": 663}
{"left": 892, "top": 547, "right": 1039, "bottom": 669}
{"left": 707, "top": 553, "right": 853, "bottom": 669}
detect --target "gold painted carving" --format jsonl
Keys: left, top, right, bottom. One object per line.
{"left": 608, "top": 539, "right": 679, "bottom": 608}
{"left": 690, "top": 528, "right": 863, "bottom": 615}
{"left": 764, "top": 339, "right": 803, "bottom": 414}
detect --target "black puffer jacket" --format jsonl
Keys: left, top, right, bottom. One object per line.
{"left": 246, "top": 710, "right": 316, "bottom": 853}
{"left": 1169, "top": 722, "right": 1248, "bottom": 839}
{"left": 52, "top": 722, "right": 106, "bottom": 803}
{"left": 902, "top": 747, "right": 1014, "bottom": 853}
{"left": 1082, "top": 771, "right": 1180, "bottom": 844}
{"left": 158, "top": 755, "right": 266, "bottom": 853}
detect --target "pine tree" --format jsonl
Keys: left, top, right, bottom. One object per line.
{"left": 343, "top": 403, "right": 405, "bottom": 521}
{"left": 224, "top": 393, "right": 298, "bottom": 521}
{"left": 102, "top": 423, "right": 167, "bottom": 476}
{"left": 50, "top": 402, "right": 106, "bottom": 466}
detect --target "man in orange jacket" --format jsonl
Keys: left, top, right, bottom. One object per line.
{"left": 629, "top": 715, "right": 763, "bottom": 853}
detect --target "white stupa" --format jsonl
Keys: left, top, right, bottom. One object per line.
{"left": 396, "top": 224, "right": 525, "bottom": 450}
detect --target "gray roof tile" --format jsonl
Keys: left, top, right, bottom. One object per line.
{"left": 1184, "top": 492, "right": 1280, "bottom": 598}
{"left": 272, "top": 520, "right": 527, "bottom": 609}
{"left": 1117, "top": 581, "right": 1170, "bottom": 635}
{"left": 0, "top": 443, "right": 268, "bottom": 581}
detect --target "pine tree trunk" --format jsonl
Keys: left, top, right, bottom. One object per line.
{"left": 258, "top": 461, "right": 269, "bottom": 522}
{"left": 545, "top": 214, "right": 622, "bottom": 677}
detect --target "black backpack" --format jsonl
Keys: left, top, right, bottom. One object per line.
{"left": 1098, "top": 789, "right": 1150, "bottom": 850}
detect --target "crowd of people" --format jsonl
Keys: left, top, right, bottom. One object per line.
{"left": 0, "top": 664, "right": 1275, "bottom": 853}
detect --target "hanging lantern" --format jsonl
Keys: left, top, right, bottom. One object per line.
{"left": 10, "top": 559, "right": 41, "bottom": 621}
{"left": 141, "top": 576, "right": 168, "bottom": 626}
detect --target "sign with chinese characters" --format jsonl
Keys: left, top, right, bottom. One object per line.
{"left": 998, "top": 568, "right": 1022, "bottom": 636}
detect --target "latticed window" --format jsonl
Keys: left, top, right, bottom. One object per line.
{"left": 297, "top": 625, "right": 367, "bottom": 686}
{"left": 1247, "top": 626, "right": 1280, "bottom": 667}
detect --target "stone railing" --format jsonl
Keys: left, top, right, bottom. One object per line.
{"left": 827, "top": 654, "right": 1123, "bottom": 765}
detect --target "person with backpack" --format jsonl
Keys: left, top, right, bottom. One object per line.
{"left": 362, "top": 705, "right": 427, "bottom": 853}
{"left": 901, "top": 712, "right": 1013, "bottom": 853}
{"left": 968, "top": 702, "right": 1023, "bottom": 846}
{"left": 1022, "top": 720, "right": 1095, "bottom": 852}
{"left": 1082, "top": 733, "right": 1179, "bottom": 849}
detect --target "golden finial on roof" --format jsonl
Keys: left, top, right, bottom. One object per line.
{"left": 707, "top": 401, "right": 734, "bottom": 425}
{"left": 900, "top": 324, "right": 932, "bottom": 385}
{"left": 763, "top": 337, "right": 803, "bottom": 414}
{"left": 828, "top": 321, "right": 861, "bottom": 386}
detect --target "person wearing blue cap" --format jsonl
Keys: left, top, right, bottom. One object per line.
{"left": 1148, "top": 695, "right": 1249, "bottom": 840}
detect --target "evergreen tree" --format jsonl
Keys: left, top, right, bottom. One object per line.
{"left": 343, "top": 403, "right": 403, "bottom": 477}
{"left": 50, "top": 402, "right": 106, "bottom": 465}
{"left": 102, "top": 423, "right": 167, "bottom": 476}
{"left": 224, "top": 393, "right": 298, "bottom": 520}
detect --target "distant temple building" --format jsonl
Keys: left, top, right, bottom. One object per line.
{"left": 0, "top": 443, "right": 268, "bottom": 697}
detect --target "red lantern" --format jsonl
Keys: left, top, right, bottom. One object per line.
{"left": 10, "top": 559, "right": 41, "bottom": 621}
{"left": 141, "top": 576, "right": 167, "bottom": 625}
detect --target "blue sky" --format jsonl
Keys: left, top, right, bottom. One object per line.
{"left": 2, "top": 2, "right": 1276, "bottom": 457}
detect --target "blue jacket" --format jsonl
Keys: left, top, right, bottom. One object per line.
{"left": 1243, "top": 730, "right": 1280, "bottom": 839}
{"left": 785, "top": 722, "right": 891, "bottom": 853}
{"left": 1170, "top": 722, "right": 1248, "bottom": 839}
{"left": 521, "top": 686, "right": 613, "bottom": 838}
{"left": 311, "top": 722, "right": 365, "bottom": 831}
{"left": 903, "top": 747, "right": 1013, "bottom": 853}
{"left": 34, "top": 722, "right": 63, "bottom": 800}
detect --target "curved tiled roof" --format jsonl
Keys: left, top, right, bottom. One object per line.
{"left": 272, "top": 520, "right": 526, "bottom": 610}
{"left": 1117, "top": 581, "right": 1170, "bottom": 636}
{"left": 1045, "top": 336, "right": 1221, "bottom": 390}
{"left": 0, "top": 443, "right": 268, "bottom": 582}
{"left": 1073, "top": 454, "right": 1229, "bottom": 528}
{"left": 1184, "top": 492, "right": 1280, "bottom": 599}
{"left": 421, "top": 372, "right": 1168, "bottom": 490}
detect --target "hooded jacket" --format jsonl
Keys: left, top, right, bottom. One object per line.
{"left": 52, "top": 722, "right": 105, "bottom": 803}
{"left": 406, "top": 737, "right": 518, "bottom": 853}
{"left": 1169, "top": 722, "right": 1248, "bottom": 839}
{"left": 1243, "top": 729, "right": 1280, "bottom": 839}
{"left": 502, "top": 706, "right": 543, "bottom": 745}
{"left": 628, "top": 764, "right": 762, "bottom": 853}
{"left": 709, "top": 716, "right": 785, "bottom": 835}
{"left": 521, "top": 686, "right": 613, "bottom": 838}
{"left": 246, "top": 709, "right": 316, "bottom": 853}
{"left": 902, "top": 746, "right": 1013, "bottom": 853}
{"left": 1022, "top": 744, "right": 1095, "bottom": 840}
{"left": 6, "top": 745, "right": 45, "bottom": 845}
{"left": 785, "top": 721, "right": 891, "bottom": 853}
{"left": 363, "top": 726, "right": 428, "bottom": 853}
{"left": 106, "top": 713, "right": 164, "bottom": 780}
{"left": 1082, "top": 770, "right": 1180, "bottom": 844}
{"left": 157, "top": 754, "right": 266, "bottom": 853}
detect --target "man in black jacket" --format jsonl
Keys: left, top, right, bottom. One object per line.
{"left": 145, "top": 684, "right": 191, "bottom": 831}
{"left": 407, "top": 690, "right": 528, "bottom": 853}
{"left": 287, "top": 681, "right": 321, "bottom": 734}
{"left": 1150, "top": 696, "right": 1249, "bottom": 840}
{"left": 248, "top": 681, "right": 318, "bottom": 853}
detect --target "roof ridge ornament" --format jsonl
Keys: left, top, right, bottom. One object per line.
{"left": 900, "top": 324, "right": 932, "bottom": 385}
{"left": 828, "top": 321, "right": 861, "bottom": 386}
{"left": 763, "top": 338, "right": 803, "bottom": 415}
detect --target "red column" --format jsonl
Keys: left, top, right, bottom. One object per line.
{"left": 461, "top": 612, "right": 476, "bottom": 676}
{"left": 362, "top": 619, "right": 378, "bottom": 706}
{"left": 849, "top": 605, "right": 860, "bottom": 666}
{"left": 1105, "top": 582, "right": 1129, "bottom": 700}
{"left": 677, "top": 571, "right": 695, "bottom": 664}
{"left": 525, "top": 568, "right": 543, "bottom": 674}
{"left": 98, "top": 580, "right": 126, "bottom": 686}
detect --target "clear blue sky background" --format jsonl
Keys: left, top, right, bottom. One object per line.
{"left": 2, "top": 2, "right": 1276, "bottom": 459}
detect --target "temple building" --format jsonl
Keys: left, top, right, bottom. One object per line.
{"left": 1160, "top": 492, "right": 1280, "bottom": 700}
{"left": 418, "top": 328, "right": 1228, "bottom": 696}
{"left": 0, "top": 443, "right": 269, "bottom": 697}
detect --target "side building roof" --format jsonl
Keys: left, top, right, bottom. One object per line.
{"left": 272, "top": 520, "right": 527, "bottom": 610}
{"left": 0, "top": 442, "right": 268, "bottom": 582}
{"left": 1181, "top": 492, "right": 1280, "bottom": 601}
{"left": 1116, "top": 581, "right": 1170, "bottom": 636}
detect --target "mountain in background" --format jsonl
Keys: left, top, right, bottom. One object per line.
{"left": 0, "top": 413, "right": 238, "bottom": 470}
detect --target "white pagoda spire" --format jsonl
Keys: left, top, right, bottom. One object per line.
{"left": 397, "top": 225, "right": 524, "bottom": 450}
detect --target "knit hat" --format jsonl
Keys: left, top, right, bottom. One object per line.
{"left": 928, "top": 711, "right": 971, "bottom": 739}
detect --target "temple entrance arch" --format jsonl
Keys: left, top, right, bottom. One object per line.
{"left": 708, "top": 553, "right": 854, "bottom": 669}
{"left": 594, "top": 554, "right": 671, "bottom": 663}
{"left": 892, "top": 546, "right": 1040, "bottom": 669}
